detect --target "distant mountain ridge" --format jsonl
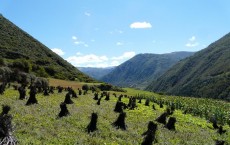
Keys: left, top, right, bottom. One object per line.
{"left": 101, "top": 51, "right": 194, "bottom": 89}
{"left": 78, "top": 67, "right": 115, "bottom": 80}
{"left": 0, "top": 14, "right": 94, "bottom": 82}
{"left": 146, "top": 32, "right": 230, "bottom": 101}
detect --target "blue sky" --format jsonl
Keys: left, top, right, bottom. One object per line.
{"left": 1, "top": 0, "right": 230, "bottom": 67}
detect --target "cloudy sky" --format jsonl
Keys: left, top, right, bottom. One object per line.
{"left": 1, "top": 0, "right": 230, "bottom": 67}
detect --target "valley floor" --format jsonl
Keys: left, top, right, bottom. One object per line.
{"left": 0, "top": 82, "right": 229, "bottom": 144}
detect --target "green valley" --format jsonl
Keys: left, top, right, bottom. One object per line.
{"left": 0, "top": 79, "right": 229, "bottom": 144}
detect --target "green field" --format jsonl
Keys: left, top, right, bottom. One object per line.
{"left": 0, "top": 81, "right": 229, "bottom": 144}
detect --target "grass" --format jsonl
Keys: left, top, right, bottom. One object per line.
{"left": 0, "top": 80, "right": 229, "bottom": 144}
{"left": 125, "top": 88, "right": 230, "bottom": 125}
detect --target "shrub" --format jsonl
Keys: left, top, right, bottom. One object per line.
{"left": 0, "top": 67, "right": 12, "bottom": 82}
{"left": 44, "top": 66, "right": 56, "bottom": 76}
{"left": 36, "top": 67, "right": 48, "bottom": 78}
{"left": 0, "top": 58, "right": 5, "bottom": 66}
{"left": 11, "top": 59, "right": 31, "bottom": 73}
{"left": 82, "top": 84, "right": 89, "bottom": 91}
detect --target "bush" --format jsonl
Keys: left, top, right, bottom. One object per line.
{"left": 36, "top": 67, "right": 48, "bottom": 78}
{"left": 98, "top": 83, "right": 112, "bottom": 91}
{"left": 82, "top": 84, "right": 89, "bottom": 91}
{"left": 0, "top": 67, "right": 12, "bottom": 82}
{"left": 0, "top": 58, "right": 5, "bottom": 66}
{"left": 10, "top": 59, "right": 31, "bottom": 73}
{"left": 45, "top": 66, "right": 56, "bottom": 76}
{"left": 97, "top": 83, "right": 126, "bottom": 92}
{"left": 90, "top": 86, "right": 100, "bottom": 92}
{"left": 34, "top": 77, "right": 49, "bottom": 89}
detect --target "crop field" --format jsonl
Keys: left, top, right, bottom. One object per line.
{"left": 0, "top": 80, "right": 229, "bottom": 144}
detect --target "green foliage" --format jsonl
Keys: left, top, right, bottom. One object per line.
{"left": 34, "top": 77, "right": 49, "bottom": 88}
{"left": 97, "top": 83, "right": 112, "bottom": 91}
{"left": 90, "top": 85, "right": 100, "bottom": 92}
{"left": 0, "top": 67, "right": 12, "bottom": 82}
{"left": 82, "top": 84, "right": 89, "bottom": 91}
{"left": 101, "top": 52, "right": 194, "bottom": 89}
{"left": 146, "top": 33, "right": 230, "bottom": 101}
{"left": 0, "top": 58, "right": 5, "bottom": 66}
{"left": 131, "top": 89, "right": 230, "bottom": 125}
{"left": 96, "top": 83, "right": 126, "bottom": 92}
{"left": 0, "top": 15, "right": 95, "bottom": 82}
{"left": 10, "top": 59, "right": 31, "bottom": 73}
{"left": 36, "top": 67, "right": 48, "bottom": 78}
{"left": 44, "top": 66, "right": 56, "bottom": 76}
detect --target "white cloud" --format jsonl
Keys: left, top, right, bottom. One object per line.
{"left": 111, "top": 61, "right": 120, "bottom": 66}
{"left": 74, "top": 41, "right": 81, "bottom": 45}
{"left": 51, "top": 48, "right": 65, "bottom": 56}
{"left": 185, "top": 43, "right": 199, "bottom": 47}
{"left": 84, "top": 12, "right": 91, "bottom": 16}
{"left": 130, "top": 22, "right": 152, "bottom": 29}
{"left": 66, "top": 54, "right": 108, "bottom": 66}
{"left": 72, "top": 36, "right": 89, "bottom": 47}
{"left": 112, "top": 51, "right": 136, "bottom": 60}
{"left": 185, "top": 36, "right": 199, "bottom": 48}
{"left": 116, "top": 42, "right": 123, "bottom": 46}
{"left": 72, "top": 36, "right": 77, "bottom": 40}
{"left": 87, "top": 63, "right": 116, "bottom": 68}
{"left": 189, "top": 36, "right": 196, "bottom": 41}
{"left": 74, "top": 41, "right": 89, "bottom": 47}
{"left": 66, "top": 51, "right": 136, "bottom": 68}
{"left": 76, "top": 52, "right": 82, "bottom": 55}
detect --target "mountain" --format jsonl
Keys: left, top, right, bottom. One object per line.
{"left": 0, "top": 14, "right": 94, "bottom": 82}
{"left": 101, "top": 52, "right": 194, "bottom": 89}
{"left": 78, "top": 67, "right": 115, "bottom": 80}
{"left": 146, "top": 33, "right": 230, "bottom": 101}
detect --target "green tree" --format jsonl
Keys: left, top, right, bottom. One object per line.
{"left": 82, "top": 84, "right": 89, "bottom": 91}
{"left": 0, "top": 58, "right": 5, "bottom": 66}
{"left": 11, "top": 59, "right": 31, "bottom": 73}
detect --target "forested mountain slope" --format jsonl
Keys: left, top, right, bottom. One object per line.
{"left": 101, "top": 52, "right": 194, "bottom": 89}
{"left": 146, "top": 33, "right": 230, "bottom": 100}
{"left": 0, "top": 14, "right": 94, "bottom": 82}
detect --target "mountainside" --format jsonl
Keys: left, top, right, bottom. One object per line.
{"left": 0, "top": 14, "right": 94, "bottom": 82}
{"left": 101, "top": 52, "right": 194, "bottom": 89}
{"left": 78, "top": 67, "right": 115, "bottom": 80}
{"left": 146, "top": 33, "right": 230, "bottom": 101}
